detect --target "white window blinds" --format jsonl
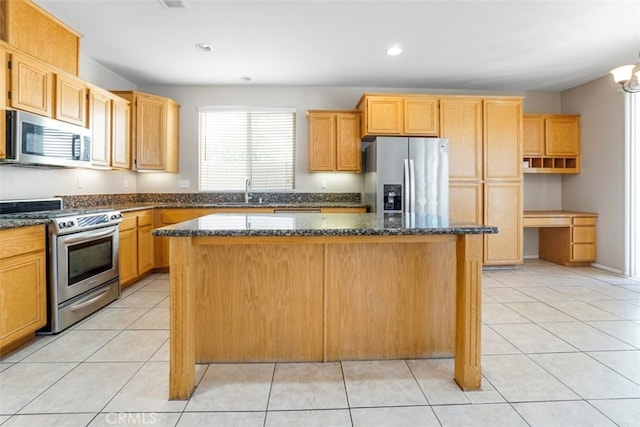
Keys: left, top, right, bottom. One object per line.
{"left": 198, "top": 107, "right": 296, "bottom": 191}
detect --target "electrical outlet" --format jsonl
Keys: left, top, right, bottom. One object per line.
{"left": 123, "top": 179, "right": 129, "bottom": 188}
{"left": 321, "top": 180, "right": 327, "bottom": 189}
{"left": 77, "top": 177, "right": 84, "bottom": 189}
{"left": 178, "top": 179, "right": 191, "bottom": 188}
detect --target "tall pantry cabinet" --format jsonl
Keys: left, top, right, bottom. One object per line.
{"left": 442, "top": 96, "right": 523, "bottom": 265}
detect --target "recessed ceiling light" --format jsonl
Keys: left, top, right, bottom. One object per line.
{"left": 195, "top": 43, "right": 213, "bottom": 52}
{"left": 160, "top": 0, "right": 188, "bottom": 9}
{"left": 386, "top": 46, "right": 403, "bottom": 56}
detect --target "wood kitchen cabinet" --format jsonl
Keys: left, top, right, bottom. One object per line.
{"left": 440, "top": 95, "right": 523, "bottom": 265}
{"left": 307, "top": 110, "right": 361, "bottom": 172}
{"left": 403, "top": 96, "right": 439, "bottom": 135}
{"left": 0, "top": 225, "right": 47, "bottom": 355}
{"left": 482, "top": 98, "right": 523, "bottom": 265}
{"left": 88, "top": 87, "right": 131, "bottom": 169}
{"left": 119, "top": 210, "right": 155, "bottom": 287}
{"left": 356, "top": 94, "right": 439, "bottom": 139}
{"left": 0, "top": 46, "right": 5, "bottom": 160}
{"left": 440, "top": 97, "right": 483, "bottom": 181}
{"left": 523, "top": 114, "right": 580, "bottom": 173}
{"left": 111, "top": 95, "right": 131, "bottom": 169}
{"left": 0, "top": 0, "right": 80, "bottom": 76}
{"left": 112, "top": 90, "right": 180, "bottom": 172}
{"left": 55, "top": 73, "right": 86, "bottom": 126}
{"left": 8, "top": 51, "right": 53, "bottom": 117}
{"left": 89, "top": 87, "right": 111, "bottom": 167}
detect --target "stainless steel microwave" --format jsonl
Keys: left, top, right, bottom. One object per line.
{"left": 2, "top": 110, "right": 92, "bottom": 168}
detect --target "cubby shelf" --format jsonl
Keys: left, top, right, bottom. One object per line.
{"left": 523, "top": 157, "right": 579, "bottom": 174}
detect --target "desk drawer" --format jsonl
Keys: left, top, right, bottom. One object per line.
{"left": 573, "top": 217, "right": 596, "bottom": 226}
{"left": 572, "top": 243, "right": 595, "bottom": 261}
{"left": 523, "top": 216, "right": 571, "bottom": 227}
{"left": 572, "top": 226, "right": 595, "bottom": 243}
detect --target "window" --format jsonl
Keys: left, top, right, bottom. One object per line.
{"left": 198, "top": 106, "right": 296, "bottom": 191}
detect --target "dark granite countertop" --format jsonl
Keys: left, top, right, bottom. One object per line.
{"left": 153, "top": 212, "right": 498, "bottom": 237}
{"left": 0, "top": 218, "right": 50, "bottom": 230}
{"left": 100, "top": 202, "right": 368, "bottom": 213}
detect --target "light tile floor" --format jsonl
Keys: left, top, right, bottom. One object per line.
{"left": 1, "top": 260, "right": 640, "bottom": 426}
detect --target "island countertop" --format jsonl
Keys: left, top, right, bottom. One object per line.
{"left": 153, "top": 212, "right": 498, "bottom": 237}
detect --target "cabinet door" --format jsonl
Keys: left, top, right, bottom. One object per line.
{"left": 55, "top": 74, "right": 86, "bottom": 126}
{"left": 165, "top": 100, "right": 180, "bottom": 173}
{"left": 522, "top": 115, "right": 545, "bottom": 156}
{"left": 135, "top": 94, "right": 166, "bottom": 170}
{"left": 0, "top": 226, "right": 46, "bottom": 353}
{"left": 308, "top": 112, "right": 336, "bottom": 171}
{"left": 404, "top": 97, "right": 439, "bottom": 135}
{"left": 0, "top": 47, "right": 6, "bottom": 111}
{"left": 118, "top": 227, "right": 137, "bottom": 286}
{"left": 10, "top": 53, "right": 53, "bottom": 116}
{"left": 449, "top": 181, "right": 482, "bottom": 224}
{"left": 440, "top": 97, "right": 482, "bottom": 180}
{"left": 336, "top": 113, "right": 361, "bottom": 171}
{"left": 483, "top": 99, "right": 522, "bottom": 180}
{"left": 89, "top": 89, "right": 111, "bottom": 167}
{"left": 0, "top": 251, "right": 46, "bottom": 352}
{"left": 137, "top": 210, "right": 155, "bottom": 275}
{"left": 366, "top": 96, "right": 403, "bottom": 134}
{"left": 484, "top": 182, "right": 522, "bottom": 265}
{"left": 545, "top": 116, "right": 579, "bottom": 156}
{"left": 138, "top": 224, "right": 155, "bottom": 275}
{"left": 111, "top": 97, "right": 131, "bottom": 169}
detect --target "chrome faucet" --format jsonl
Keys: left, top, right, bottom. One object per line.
{"left": 245, "top": 178, "right": 251, "bottom": 203}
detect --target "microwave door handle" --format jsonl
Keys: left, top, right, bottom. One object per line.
{"left": 72, "top": 135, "right": 80, "bottom": 160}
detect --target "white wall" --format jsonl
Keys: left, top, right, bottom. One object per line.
{"left": 561, "top": 76, "right": 626, "bottom": 272}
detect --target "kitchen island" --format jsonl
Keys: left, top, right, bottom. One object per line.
{"left": 153, "top": 212, "right": 497, "bottom": 400}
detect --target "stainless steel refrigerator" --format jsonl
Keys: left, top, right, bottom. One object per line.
{"left": 363, "top": 137, "right": 449, "bottom": 218}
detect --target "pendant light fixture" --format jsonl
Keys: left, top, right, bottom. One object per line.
{"left": 610, "top": 53, "right": 640, "bottom": 93}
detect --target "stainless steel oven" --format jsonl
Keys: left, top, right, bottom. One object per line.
{"left": 49, "top": 214, "right": 121, "bottom": 333}
{"left": 0, "top": 198, "right": 122, "bottom": 333}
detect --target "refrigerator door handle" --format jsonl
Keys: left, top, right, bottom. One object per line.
{"left": 404, "top": 159, "right": 411, "bottom": 213}
{"left": 409, "top": 159, "right": 416, "bottom": 214}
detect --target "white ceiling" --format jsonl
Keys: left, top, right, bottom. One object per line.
{"left": 34, "top": 0, "right": 640, "bottom": 92}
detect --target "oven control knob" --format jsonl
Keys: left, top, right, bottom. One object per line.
{"left": 110, "top": 213, "right": 122, "bottom": 220}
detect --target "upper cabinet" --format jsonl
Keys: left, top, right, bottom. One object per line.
{"left": 356, "top": 94, "right": 439, "bottom": 139}
{"left": 440, "top": 97, "right": 483, "bottom": 181}
{"left": 55, "top": 73, "right": 86, "bottom": 126}
{"left": 0, "top": 0, "right": 80, "bottom": 75}
{"left": 88, "top": 87, "right": 131, "bottom": 169}
{"left": 112, "top": 91, "right": 180, "bottom": 172}
{"left": 483, "top": 98, "right": 522, "bottom": 181}
{"left": 307, "top": 110, "right": 361, "bottom": 172}
{"left": 8, "top": 51, "right": 54, "bottom": 117}
{"left": 523, "top": 114, "right": 580, "bottom": 173}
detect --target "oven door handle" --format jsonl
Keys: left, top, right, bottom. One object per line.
{"left": 69, "top": 288, "right": 112, "bottom": 312}
{"left": 63, "top": 227, "right": 116, "bottom": 244}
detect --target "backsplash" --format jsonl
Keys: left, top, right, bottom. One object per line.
{"left": 58, "top": 192, "right": 362, "bottom": 208}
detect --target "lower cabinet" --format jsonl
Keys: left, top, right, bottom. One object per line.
{"left": 0, "top": 225, "right": 47, "bottom": 355}
{"left": 483, "top": 182, "right": 523, "bottom": 265}
{"left": 119, "top": 210, "right": 154, "bottom": 287}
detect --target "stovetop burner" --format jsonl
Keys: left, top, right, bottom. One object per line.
{"left": 0, "top": 198, "right": 122, "bottom": 235}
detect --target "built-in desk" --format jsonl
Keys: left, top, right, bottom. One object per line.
{"left": 523, "top": 210, "right": 598, "bottom": 266}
